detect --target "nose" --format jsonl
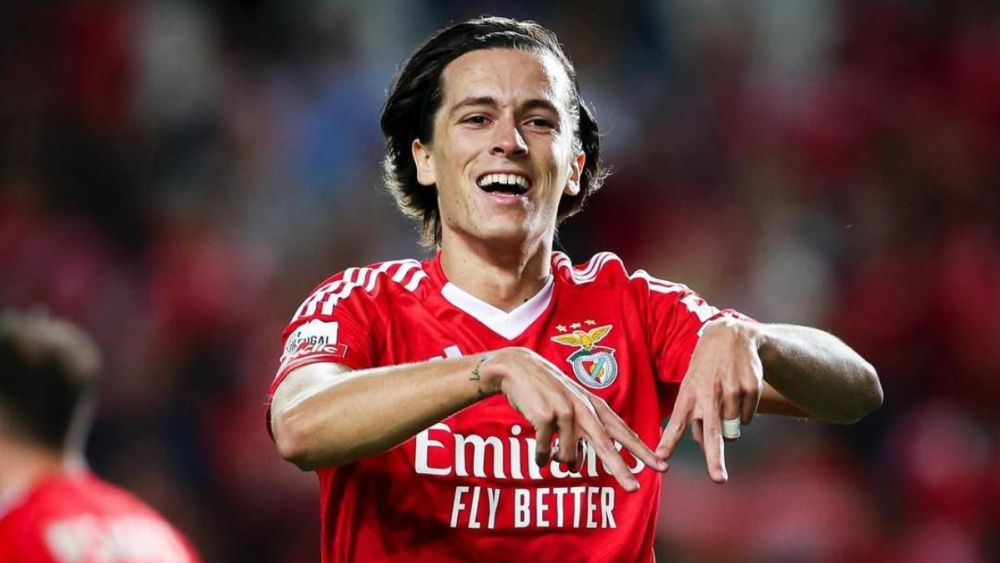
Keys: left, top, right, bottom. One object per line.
{"left": 490, "top": 117, "right": 528, "bottom": 157}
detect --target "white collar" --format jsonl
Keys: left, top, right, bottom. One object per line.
{"left": 441, "top": 276, "right": 554, "bottom": 340}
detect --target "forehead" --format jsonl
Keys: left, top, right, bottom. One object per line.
{"left": 439, "top": 48, "right": 573, "bottom": 111}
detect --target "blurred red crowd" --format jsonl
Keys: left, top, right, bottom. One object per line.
{"left": 0, "top": 1, "right": 996, "bottom": 561}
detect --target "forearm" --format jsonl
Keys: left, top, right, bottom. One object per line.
{"left": 273, "top": 354, "right": 494, "bottom": 470}
{"left": 752, "top": 323, "right": 882, "bottom": 424}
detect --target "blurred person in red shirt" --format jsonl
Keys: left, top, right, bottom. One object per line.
{"left": 0, "top": 308, "right": 200, "bottom": 563}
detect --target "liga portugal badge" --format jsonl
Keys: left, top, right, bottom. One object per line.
{"left": 550, "top": 323, "right": 618, "bottom": 389}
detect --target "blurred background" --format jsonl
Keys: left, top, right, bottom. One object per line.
{"left": 1, "top": 0, "right": 997, "bottom": 561}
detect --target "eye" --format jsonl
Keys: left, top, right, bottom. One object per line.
{"left": 525, "top": 117, "right": 556, "bottom": 130}
{"left": 462, "top": 114, "right": 492, "bottom": 126}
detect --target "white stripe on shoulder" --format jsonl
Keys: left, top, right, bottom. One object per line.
{"left": 629, "top": 270, "right": 690, "bottom": 294}
{"left": 391, "top": 261, "right": 420, "bottom": 283}
{"left": 552, "top": 252, "right": 572, "bottom": 273}
{"left": 292, "top": 259, "right": 425, "bottom": 321}
{"left": 578, "top": 252, "right": 615, "bottom": 279}
{"left": 560, "top": 252, "right": 623, "bottom": 285}
{"left": 404, "top": 268, "right": 428, "bottom": 292}
{"left": 299, "top": 269, "right": 356, "bottom": 318}
{"left": 631, "top": 270, "right": 721, "bottom": 321}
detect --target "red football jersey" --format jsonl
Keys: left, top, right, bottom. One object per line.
{"left": 0, "top": 469, "right": 199, "bottom": 563}
{"left": 270, "top": 252, "right": 746, "bottom": 563}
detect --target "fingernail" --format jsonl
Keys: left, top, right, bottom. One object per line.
{"left": 627, "top": 478, "right": 640, "bottom": 491}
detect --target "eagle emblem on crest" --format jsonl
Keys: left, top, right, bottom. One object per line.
{"left": 550, "top": 324, "right": 618, "bottom": 389}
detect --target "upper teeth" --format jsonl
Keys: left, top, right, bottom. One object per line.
{"left": 477, "top": 174, "right": 529, "bottom": 189}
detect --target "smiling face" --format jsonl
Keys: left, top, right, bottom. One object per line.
{"left": 411, "top": 48, "right": 586, "bottom": 249}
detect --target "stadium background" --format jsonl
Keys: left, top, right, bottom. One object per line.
{"left": 1, "top": 0, "right": 997, "bottom": 561}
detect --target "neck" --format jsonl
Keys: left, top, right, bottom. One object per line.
{"left": 440, "top": 232, "right": 554, "bottom": 312}
{"left": 0, "top": 439, "right": 66, "bottom": 496}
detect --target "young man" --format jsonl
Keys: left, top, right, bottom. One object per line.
{"left": 268, "top": 17, "right": 882, "bottom": 562}
{"left": 0, "top": 309, "right": 200, "bottom": 563}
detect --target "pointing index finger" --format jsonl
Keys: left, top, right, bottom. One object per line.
{"left": 577, "top": 413, "right": 639, "bottom": 491}
{"left": 593, "top": 400, "right": 667, "bottom": 472}
{"left": 701, "top": 398, "right": 728, "bottom": 483}
{"left": 656, "top": 391, "right": 693, "bottom": 460}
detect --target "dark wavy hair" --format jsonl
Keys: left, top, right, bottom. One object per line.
{"left": 380, "top": 16, "right": 607, "bottom": 248}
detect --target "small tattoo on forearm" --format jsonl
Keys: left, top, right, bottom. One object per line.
{"left": 470, "top": 354, "right": 494, "bottom": 398}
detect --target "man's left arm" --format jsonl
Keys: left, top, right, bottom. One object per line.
{"left": 656, "top": 317, "right": 882, "bottom": 483}
{"left": 754, "top": 322, "right": 882, "bottom": 423}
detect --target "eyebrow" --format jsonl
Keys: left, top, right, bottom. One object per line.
{"left": 448, "top": 96, "right": 561, "bottom": 117}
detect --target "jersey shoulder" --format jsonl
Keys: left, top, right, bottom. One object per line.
{"left": 26, "top": 472, "right": 164, "bottom": 521}
{"left": 552, "top": 251, "right": 693, "bottom": 295}
{"left": 289, "top": 258, "right": 431, "bottom": 322}
{"left": 0, "top": 473, "right": 198, "bottom": 562}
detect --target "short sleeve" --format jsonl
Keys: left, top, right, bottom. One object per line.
{"left": 270, "top": 270, "right": 380, "bottom": 397}
{"left": 633, "top": 271, "right": 753, "bottom": 385}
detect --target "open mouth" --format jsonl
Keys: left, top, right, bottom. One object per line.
{"left": 476, "top": 173, "right": 531, "bottom": 196}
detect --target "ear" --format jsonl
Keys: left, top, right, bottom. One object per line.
{"left": 563, "top": 151, "right": 586, "bottom": 196}
{"left": 412, "top": 139, "right": 436, "bottom": 186}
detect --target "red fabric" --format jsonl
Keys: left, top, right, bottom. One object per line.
{"left": 268, "top": 252, "right": 748, "bottom": 563}
{"left": 0, "top": 470, "right": 200, "bottom": 563}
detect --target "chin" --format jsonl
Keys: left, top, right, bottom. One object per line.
{"left": 481, "top": 228, "right": 532, "bottom": 244}
{"left": 470, "top": 222, "right": 534, "bottom": 244}
{"left": 446, "top": 213, "right": 551, "bottom": 247}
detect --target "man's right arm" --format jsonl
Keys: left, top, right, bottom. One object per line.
{"left": 269, "top": 348, "right": 667, "bottom": 491}
{"left": 271, "top": 355, "right": 490, "bottom": 470}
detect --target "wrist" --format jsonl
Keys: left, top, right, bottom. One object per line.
{"left": 741, "top": 321, "right": 776, "bottom": 366}
{"left": 702, "top": 316, "right": 768, "bottom": 362}
{"left": 469, "top": 352, "right": 502, "bottom": 397}
{"left": 702, "top": 316, "right": 758, "bottom": 342}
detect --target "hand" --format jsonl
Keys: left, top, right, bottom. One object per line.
{"left": 475, "top": 347, "right": 668, "bottom": 491}
{"left": 655, "top": 318, "right": 763, "bottom": 483}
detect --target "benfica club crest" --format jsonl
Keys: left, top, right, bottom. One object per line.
{"left": 550, "top": 323, "right": 618, "bottom": 389}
